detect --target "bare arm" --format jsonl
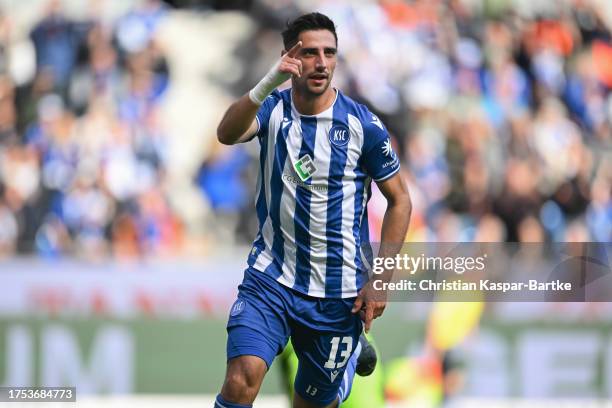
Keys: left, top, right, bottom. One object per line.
{"left": 376, "top": 172, "right": 412, "bottom": 267}
{"left": 352, "top": 172, "right": 412, "bottom": 332}
{"left": 216, "top": 94, "right": 260, "bottom": 145}
{"left": 216, "top": 41, "right": 303, "bottom": 145}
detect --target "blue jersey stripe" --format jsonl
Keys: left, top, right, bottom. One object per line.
{"left": 352, "top": 168, "right": 366, "bottom": 285}
{"left": 248, "top": 133, "right": 269, "bottom": 267}
{"left": 325, "top": 96, "right": 350, "bottom": 297}
{"left": 292, "top": 116, "right": 317, "bottom": 292}
{"left": 356, "top": 180, "right": 374, "bottom": 289}
{"left": 268, "top": 94, "right": 292, "bottom": 277}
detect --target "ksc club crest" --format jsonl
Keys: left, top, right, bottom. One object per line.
{"left": 329, "top": 125, "right": 350, "bottom": 147}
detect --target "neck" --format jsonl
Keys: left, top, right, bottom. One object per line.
{"left": 291, "top": 87, "right": 336, "bottom": 116}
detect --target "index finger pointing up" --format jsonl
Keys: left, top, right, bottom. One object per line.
{"left": 286, "top": 41, "right": 302, "bottom": 57}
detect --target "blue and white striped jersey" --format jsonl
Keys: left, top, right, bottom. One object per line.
{"left": 247, "top": 88, "right": 400, "bottom": 298}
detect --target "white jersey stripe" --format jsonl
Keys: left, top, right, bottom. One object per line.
{"left": 308, "top": 109, "right": 334, "bottom": 295}
{"left": 277, "top": 116, "right": 301, "bottom": 286}
{"left": 340, "top": 114, "right": 366, "bottom": 295}
{"left": 253, "top": 100, "right": 284, "bottom": 271}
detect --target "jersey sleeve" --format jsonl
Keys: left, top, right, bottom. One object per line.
{"left": 361, "top": 113, "right": 401, "bottom": 181}
{"left": 252, "top": 90, "right": 281, "bottom": 141}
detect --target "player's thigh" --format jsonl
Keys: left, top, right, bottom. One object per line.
{"left": 291, "top": 321, "right": 361, "bottom": 406}
{"left": 222, "top": 320, "right": 286, "bottom": 402}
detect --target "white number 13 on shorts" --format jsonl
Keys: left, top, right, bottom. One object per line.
{"left": 324, "top": 336, "right": 353, "bottom": 369}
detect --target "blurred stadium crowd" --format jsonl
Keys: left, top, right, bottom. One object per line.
{"left": 0, "top": 0, "right": 609, "bottom": 260}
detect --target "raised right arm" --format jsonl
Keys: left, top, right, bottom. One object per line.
{"left": 216, "top": 41, "right": 303, "bottom": 145}
{"left": 216, "top": 94, "right": 261, "bottom": 145}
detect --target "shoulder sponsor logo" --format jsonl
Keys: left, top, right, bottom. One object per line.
{"left": 382, "top": 159, "right": 399, "bottom": 169}
{"left": 382, "top": 139, "right": 396, "bottom": 159}
{"left": 329, "top": 125, "right": 350, "bottom": 147}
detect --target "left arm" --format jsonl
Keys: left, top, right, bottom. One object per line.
{"left": 352, "top": 172, "right": 412, "bottom": 332}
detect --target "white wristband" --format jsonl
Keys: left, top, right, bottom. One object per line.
{"left": 248, "top": 59, "right": 291, "bottom": 105}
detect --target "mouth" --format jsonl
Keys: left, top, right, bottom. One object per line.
{"left": 308, "top": 74, "right": 328, "bottom": 85}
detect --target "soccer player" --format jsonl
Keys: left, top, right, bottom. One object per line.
{"left": 215, "top": 12, "right": 411, "bottom": 408}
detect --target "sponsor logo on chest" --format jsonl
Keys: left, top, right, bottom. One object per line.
{"left": 293, "top": 154, "right": 317, "bottom": 182}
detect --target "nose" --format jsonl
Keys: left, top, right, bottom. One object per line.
{"left": 315, "top": 51, "right": 327, "bottom": 70}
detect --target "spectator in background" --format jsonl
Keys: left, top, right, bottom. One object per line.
{"left": 0, "top": 197, "right": 18, "bottom": 257}
{"left": 0, "top": 75, "right": 17, "bottom": 144}
{"left": 196, "top": 142, "right": 250, "bottom": 244}
{"left": 30, "top": 0, "right": 91, "bottom": 93}
{"left": 0, "top": 0, "right": 609, "bottom": 259}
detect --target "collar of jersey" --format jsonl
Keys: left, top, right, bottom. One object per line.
{"left": 290, "top": 88, "right": 339, "bottom": 118}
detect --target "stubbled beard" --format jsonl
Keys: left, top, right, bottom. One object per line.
{"left": 295, "top": 77, "right": 331, "bottom": 97}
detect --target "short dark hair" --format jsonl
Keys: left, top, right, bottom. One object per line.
{"left": 281, "top": 12, "right": 338, "bottom": 50}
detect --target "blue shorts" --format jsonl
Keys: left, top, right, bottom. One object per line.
{"left": 226, "top": 267, "right": 363, "bottom": 406}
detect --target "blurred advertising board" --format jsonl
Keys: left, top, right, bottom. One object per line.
{"left": 0, "top": 258, "right": 611, "bottom": 397}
